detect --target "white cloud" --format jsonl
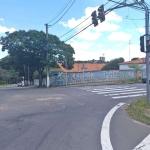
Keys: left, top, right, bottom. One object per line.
{"left": 98, "top": 43, "right": 104, "bottom": 47}
{"left": 106, "top": 11, "right": 122, "bottom": 22}
{"left": 0, "top": 26, "right": 16, "bottom": 33}
{"left": 68, "top": 40, "right": 93, "bottom": 51}
{"left": 108, "top": 31, "right": 132, "bottom": 41}
{"left": 95, "top": 21, "right": 120, "bottom": 32}
{"left": 59, "top": 6, "right": 144, "bottom": 62}
{"left": 98, "top": 45, "right": 145, "bottom": 62}
{"left": 59, "top": 22, "right": 68, "bottom": 27}
{"left": 59, "top": 6, "right": 121, "bottom": 41}
{"left": 68, "top": 39, "right": 145, "bottom": 62}
{"left": 115, "top": 44, "right": 123, "bottom": 47}
{"left": 76, "top": 28, "right": 102, "bottom": 41}
{"left": 138, "top": 27, "right": 145, "bottom": 34}
{"left": 67, "top": 40, "right": 94, "bottom": 60}
{"left": 0, "top": 18, "right": 4, "bottom": 21}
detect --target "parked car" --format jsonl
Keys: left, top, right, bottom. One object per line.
{"left": 17, "top": 82, "right": 22, "bottom": 86}
{"left": 142, "top": 76, "right": 150, "bottom": 83}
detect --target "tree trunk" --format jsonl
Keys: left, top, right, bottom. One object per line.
{"left": 39, "top": 71, "right": 43, "bottom": 87}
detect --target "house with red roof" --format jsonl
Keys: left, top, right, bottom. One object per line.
{"left": 119, "top": 58, "right": 146, "bottom": 70}
{"left": 50, "top": 63, "right": 106, "bottom": 75}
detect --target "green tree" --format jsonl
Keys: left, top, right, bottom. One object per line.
{"left": 128, "top": 63, "right": 143, "bottom": 79}
{"left": 101, "top": 57, "right": 124, "bottom": 70}
{"left": 96, "top": 60, "right": 105, "bottom": 64}
{"left": 0, "top": 67, "right": 10, "bottom": 81}
{"left": 0, "top": 30, "right": 75, "bottom": 87}
{"left": 0, "top": 56, "right": 19, "bottom": 83}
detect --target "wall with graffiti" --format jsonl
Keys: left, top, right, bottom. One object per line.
{"left": 47, "top": 69, "right": 145, "bottom": 86}
{"left": 34, "top": 69, "right": 145, "bottom": 86}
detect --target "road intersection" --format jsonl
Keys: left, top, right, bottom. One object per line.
{"left": 0, "top": 83, "right": 149, "bottom": 150}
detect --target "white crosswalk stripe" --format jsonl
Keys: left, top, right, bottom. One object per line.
{"left": 77, "top": 85, "right": 146, "bottom": 99}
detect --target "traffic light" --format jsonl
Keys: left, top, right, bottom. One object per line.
{"left": 91, "top": 10, "right": 98, "bottom": 27}
{"left": 140, "top": 36, "right": 145, "bottom": 52}
{"left": 98, "top": 5, "right": 105, "bottom": 22}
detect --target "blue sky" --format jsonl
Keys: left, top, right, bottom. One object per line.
{"left": 0, "top": 0, "right": 149, "bottom": 61}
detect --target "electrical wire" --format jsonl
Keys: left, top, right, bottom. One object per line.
{"left": 107, "top": 0, "right": 144, "bottom": 13}
{"left": 61, "top": 0, "right": 139, "bottom": 43}
{"left": 59, "top": 0, "right": 115, "bottom": 42}
{"left": 64, "top": 23, "right": 92, "bottom": 42}
{"left": 48, "top": 0, "right": 74, "bottom": 24}
{"left": 64, "top": 2, "right": 119, "bottom": 42}
{"left": 59, "top": 16, "right": 91, "bottom": 38}
{"left": 126, "top": 16, "right": 141, "bottom": 35}
{"left": 63, "top": 21, "right": 92, "bottom": 41}
{"left": 106, "top": 11, "right": 144, "bottom": 20}
{"left": 104, "top": 1, "right": 110, "bottom": 6}
{"left": 50, "top": 0, "right": 76, "bottom": 26}
{"left": 68, "top": 30, "right": 85, "bottom": 43}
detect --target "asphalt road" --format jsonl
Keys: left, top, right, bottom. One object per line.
{"left": 0, "top": 84, "right": 150, "bottom": 150}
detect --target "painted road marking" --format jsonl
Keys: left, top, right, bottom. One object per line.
{"left": 133, "top": 134, "right": 150, "bottom": 150}
{"left": 93, "top": 87, "right": 136, "bottom": 91}
{"left": 91, "top": 87, "right": 137, "bottom": 92}
{"left": 105, "top": 91, "right": 146, "bottom": 96}
{"left": 77, "top": 86, "right": 146, "bottom": 99}
{"left": 112, "top": 93, "right": 146, "bottom": 99}
{"left": 97, "top": 89, "right": 145, "bottom": 94}
{"left": 101, "top": 102, "right": 125, "bottom": 150}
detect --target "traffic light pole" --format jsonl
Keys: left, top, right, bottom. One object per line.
{"left": 143, "top": 2, "right": 150, "bottom": 104}
{"left": 45, "top": 23, "right": 50, "bottom": 88}
{"left": 105, "top": 1, "right": 150, "bottom": 104}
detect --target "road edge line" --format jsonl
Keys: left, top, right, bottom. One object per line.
{"left": 100, "top": 102, "right": 125, "bottom": 150}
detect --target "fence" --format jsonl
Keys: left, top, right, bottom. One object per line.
{"left": 34, "top": 69, "right": 146, "bottom": 86}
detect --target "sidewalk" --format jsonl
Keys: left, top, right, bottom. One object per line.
{"left": 67, "top": 81, "right": 119, "bottom": 87}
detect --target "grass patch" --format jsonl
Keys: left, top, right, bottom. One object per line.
{"left": 119, "top": 78, "right": 142, "bottom": 84}
{"left": 126, "top": 98, "right": 150, "bottom": 126}
{"left": 0, "top": 84, "right": 7, "bottom": 88}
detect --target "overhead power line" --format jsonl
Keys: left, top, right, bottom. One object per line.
{"left": 64, "top": 23, "right": 92, "bottom": 42}
{"left": 59, "top": 16, "right": 91, "bottom": 38}
{"left": 109, "top": 13, "right": 144, "bottom": 20}
{"left": 59, "top": 0, "right": 111, "bottom": 41}
{"left": 63, "top": 21, "right": 92, "bottom": 41}
{"left": 62, "top": 0, "right": 135, "bottom": 43}
{"left": 48, "top": 0, "right": 74, "bottom": 24}
{"left": 50, "top": 0, "right": 76, "bottom": 27}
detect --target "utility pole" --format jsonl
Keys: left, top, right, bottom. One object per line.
{"left": 129, "top": 40, "right": 132, "bottom": 61}
{"left": 45, "top": 23, "right": 50, "bottom": 88}
{"left": 104, "top": 1, "right": 150, "bottom": 104}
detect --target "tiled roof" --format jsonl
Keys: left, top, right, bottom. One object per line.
{"left": 119, "top": 58, "right": 145, "bottom": 65}
{"left": 57, "top": 63, "right": 105, "bottom": 72}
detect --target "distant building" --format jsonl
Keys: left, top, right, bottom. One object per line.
{"left": 119, "top": 58, "right": 145, "bottom": 70}
{"left": 57, "top": 63, "right": 105, "bottom": 73}
{"left": 99, "top": 56, "right": 105, "bottom": 62}
{"left": 88, "top": 56, "right": 106, "bottom": 63}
